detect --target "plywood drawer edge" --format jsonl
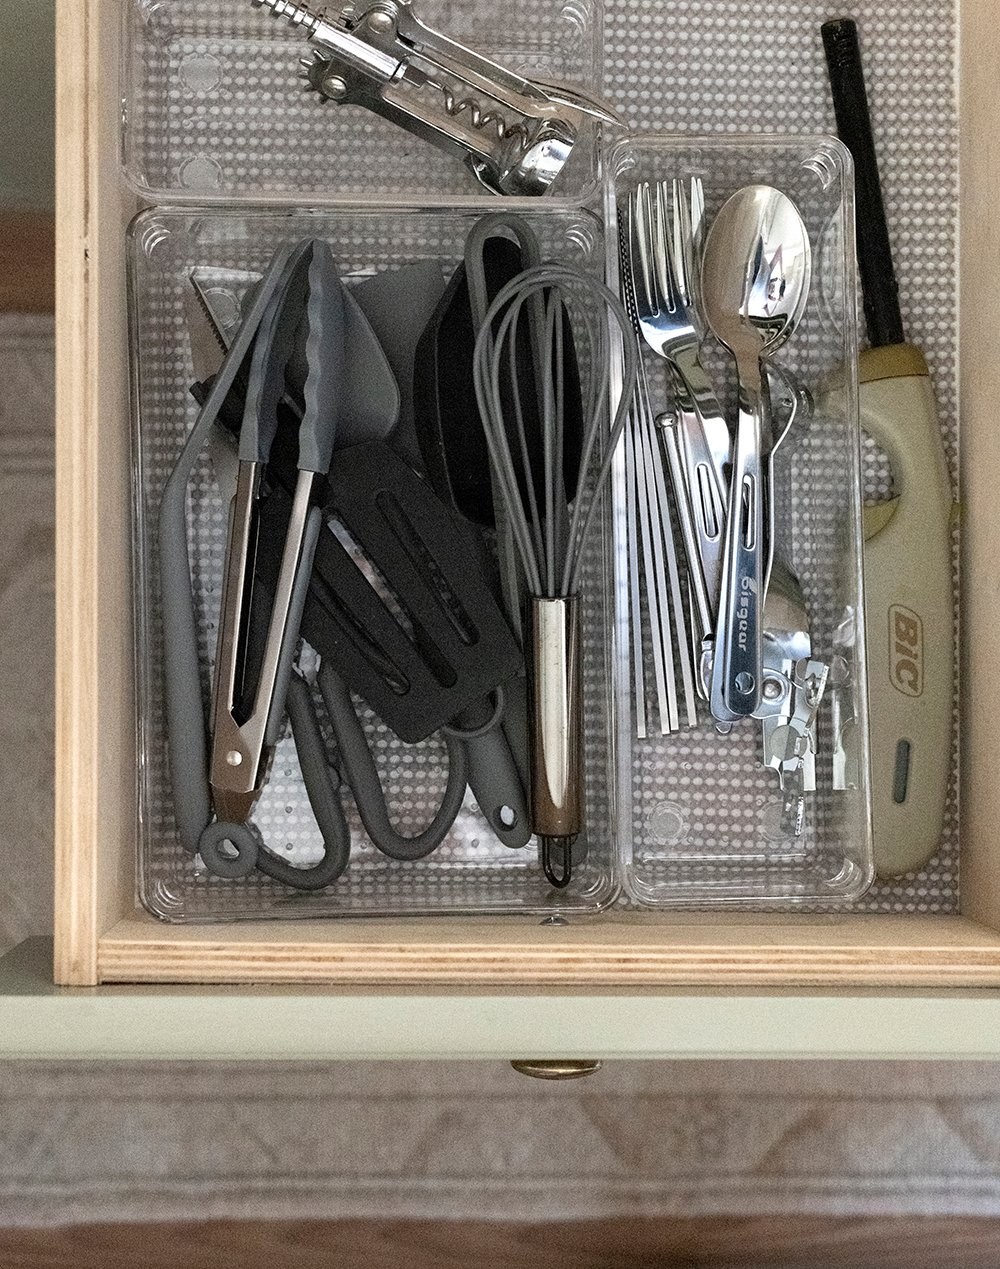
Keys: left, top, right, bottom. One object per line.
{"left": 54, "top": 0, "right": 100, "bottom": 987}
{"left": 97, "top": 915, "right": 1000, "bottom": 987}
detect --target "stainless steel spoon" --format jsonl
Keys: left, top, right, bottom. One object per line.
{"left": 700, "top": 184, "right": 811, "bottom": 721}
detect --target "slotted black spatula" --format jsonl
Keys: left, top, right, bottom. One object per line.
{"left": 256, "top": 440, "right": 522, "bottom": 745}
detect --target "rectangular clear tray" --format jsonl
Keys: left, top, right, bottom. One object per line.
{"left": 128, "top": 202, "right": 623, "bottom": 921}
{"left": 121, "top": 0, "right": 605, "bottom": 206}
{"left": 606, "top": 134, "right": 872, "bottom": 906}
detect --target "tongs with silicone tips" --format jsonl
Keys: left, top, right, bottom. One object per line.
{"left": 195, "top": 262, "right": 530, "bottom": 857}
{"left": 160, "top": 239, "right": 352, "bottom": 885}
{"left": 209, "top": 240, "right": 342, "bottom": 823}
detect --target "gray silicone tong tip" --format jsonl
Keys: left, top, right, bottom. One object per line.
{"left": 160, "top": 242, "right": 299, "bottom": 855}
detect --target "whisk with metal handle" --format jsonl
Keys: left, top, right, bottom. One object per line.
{"left": 472, "top": 264, "right": 638, "bottom": 886}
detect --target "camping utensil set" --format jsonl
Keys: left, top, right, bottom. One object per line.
{"left": 619, "top": 179, "right": 825, "bottom": 838}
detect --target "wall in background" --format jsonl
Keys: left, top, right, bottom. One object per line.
{"left": 0, "top": 0, "right": 55, "bottom": 211}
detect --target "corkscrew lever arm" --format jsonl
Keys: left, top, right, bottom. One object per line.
{"left": 252, "top": 0, "right": 621, "bottom": 196}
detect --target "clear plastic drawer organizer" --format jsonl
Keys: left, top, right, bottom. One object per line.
{"left": 121, "top": 0, "right": 606, "bottom": 205}
{"left": 125, "top": 0, "right": 872, "bottom": 921}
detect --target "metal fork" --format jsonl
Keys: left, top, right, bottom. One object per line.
{"left": 618, "top": 213, "right": 697, "bottom": 735}
{"left": 631, "top": 180, "right": 729, "bottom": 623}
{"left": 666, "top": 178, "right": 731, "bottom": 497}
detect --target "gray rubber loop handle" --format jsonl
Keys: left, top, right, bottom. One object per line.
{"left": 445, "top": 690, "right": 531, "bottom": 850}
{"left": 464, "top": 214, "right": 546, "bottom": 639}
{"left": 464, "top": 213, "right": 544, "bottom": 330}
{"left": 198, "top": 821, "right": 260, "bottom": 879}
{"left": 317, "top": 662, "right": 467, "bottom": 861}
{"left": 486, "top": 675, "right": 586, "bottom": 862}
{"left": 461, "top": 726, "right": 532, "bottom": 850}
{"left": 159, "top": 244, "right": 296, "bottom": 855}
{"left": 254, "top": 672, "right": 352, "bottom": 890}
{"left": 442, "top": 687, "right": 506, "bottom": 740}
{"left": 463, "top": 215, "right": 542, "bottom": 834}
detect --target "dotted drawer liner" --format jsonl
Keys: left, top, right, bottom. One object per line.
{"left": 130, "top": 0, "right": 959, "bottom": 917}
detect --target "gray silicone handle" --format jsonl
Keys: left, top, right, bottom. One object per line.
{"left": 256, "top": 672, "right": 352, "bottom": 889}
{"left": 317, "top": 661, "right": 468, "bottom": 861}
{"left": 451, "top": 695, "right": 531, "bottom": 850}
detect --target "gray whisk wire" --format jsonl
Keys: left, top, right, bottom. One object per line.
{"left": 472, "top": 263, "right": 638, "bottom": 597}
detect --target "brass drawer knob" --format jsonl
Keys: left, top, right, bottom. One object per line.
{"left": 510, "top": 1059, "right": 603, "bottom": 1080}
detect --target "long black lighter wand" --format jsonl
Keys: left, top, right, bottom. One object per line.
{"left": 822, "top": 16, "right": 905, "bottom": 349}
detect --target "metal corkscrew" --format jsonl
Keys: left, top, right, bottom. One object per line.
{"left": 251, "top": 0, "right": 620, "bottom": 196}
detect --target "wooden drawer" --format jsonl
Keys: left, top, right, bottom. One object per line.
{"left": 36, "top": 0, "right": 1000, "bottom": 1059}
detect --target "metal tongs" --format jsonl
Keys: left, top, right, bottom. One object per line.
{"left": 210, "top": 240, "right": 341, "bottom": 824}
{"left": 160, "top": 239, "right": 352, "bottom": 886}
{"left": 251, "top": 0, "right": 620, "bottom": 196}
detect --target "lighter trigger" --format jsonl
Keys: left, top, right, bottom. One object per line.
{"left": 863, "top": 495, "right": 900, "bottom": 542}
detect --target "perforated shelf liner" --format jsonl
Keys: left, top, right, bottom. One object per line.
{"left": 128, "top": 0, "right": 959, "bottom": 918}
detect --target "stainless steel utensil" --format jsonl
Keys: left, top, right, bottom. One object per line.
{"left": 209, "top": 242, "right": 346, "bottom": 825}
{"left": 700, "top": 184, "right": 811, "bottom": 722}
{"left": 754, "top": 366, "right": 827, "bottom": 836}
{"left": 625, "top": 185, "right": 719, "bottom": 720}
{"left": 252, "top": 0, "right": 620, "bottom": 197}
{"left": 663, "top": 178, "right": 730, "bottom": 605}
{"left": 629, "top": 181, "right": 728, "bottom": 625}
{"left": 626, "top": 182, "right": 720, "bottom": 711}
{"left": 617, "top": 214, "right": 697, "bottom": 736}
{"left": 758, "top": 557, "right": 828, "bottom": 837}
{"left": 194, "top": 275, "right": 527, "bottom": 863}
{"left": 161, "top": 243, "right": 354, "bottom": 888}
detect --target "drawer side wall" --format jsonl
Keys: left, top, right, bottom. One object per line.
{"left": 959, "top": 0, "right": 1000, "bottom": 929}
{"left": 54, "top": 0, "right": 135, "bottom": 986}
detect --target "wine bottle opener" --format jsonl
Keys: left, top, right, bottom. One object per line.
{"left": 251, "top": 0, "right": 620, "bottom": 196}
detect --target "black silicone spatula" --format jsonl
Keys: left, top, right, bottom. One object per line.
{"left": 256, "top": 440, "right": 522, "bottom": 745}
